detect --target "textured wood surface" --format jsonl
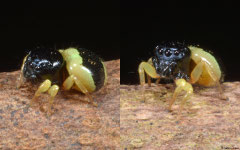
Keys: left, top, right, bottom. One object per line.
{"left": 0, "top": 60, "right": 120, "bottom": 150}
{"left": 121, "top": 82, "right": 240, "bottom": 149}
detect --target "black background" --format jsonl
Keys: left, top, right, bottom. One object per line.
{"left": 0, "top": 2, "right": 120, "bottom": 72}
{"left": 1, "top": 1, "right": 240, "bottom": 85}
{"left": 121, "top": 1, "right": 240, "bottom": 84}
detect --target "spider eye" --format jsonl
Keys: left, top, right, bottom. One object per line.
{"left": 165, "top": 49, "right": 172, "bottom": 57}
{"left": 158, "top": 49, "right": 163, "bottom": 55}
{"left": 174, "top": 50, "right": 180, "bottom": 56}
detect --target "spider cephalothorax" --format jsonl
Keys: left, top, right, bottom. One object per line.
{"left": 23, "top": 47, "right": 64, "bottom": 84}
{"left": 152, "top": 42, "right": 191, "bottom": 80}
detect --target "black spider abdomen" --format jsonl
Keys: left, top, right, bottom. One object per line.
{"left": 77, "top": 48, "right": 106, "bottom": 91}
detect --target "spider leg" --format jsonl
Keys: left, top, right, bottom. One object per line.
{"left": 31, "top": 79, "right": 59, "bottom": 115}
{"left": 138, "top": 59, "right": 160, "bottom": 101}
{"left": 47, "top": 85, "right": 59, "bottom": 116}
{"left": 73, "top": 76, "right": 98, "bottom": 106}
{"left": 63, "top": 75, "right": 75, "bottom": 90}
{"left": 17, "top": 55, "right": 28, "bottom": 89}
{"left": 63, "top": 75, "right": 97, "bottom": 106}
{"left": 147, "top": 58, "right": 159, "bottom": 86}
{"left": 168, "top": 86, "right": 182, "bottom": 111}
{"left": 138, "top": 60, "right": 160, "bottom": 86}
{"left": 155, "top": 78, "right": 161, "bottom": 84}
{"left": 31, "top": 79, "right": 51, "bottom": 106}
{"left": 204, "top": 62, "right": 227, "bottom": 100}
{"left": 191, "top": 61, "right": 227, "bottom": 100}
{"left": 168, "top": 79, "right": 193, "bottom": 115}
{"left": 147, "top": 75, "right": 152, "bottom": 86}
{"left": 190, "top": 61, "right": 204, "bottom": 84}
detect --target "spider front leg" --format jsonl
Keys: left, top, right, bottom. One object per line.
{"left": 63, "top": 75, "right": 97, "bottom": 106}
{"left": 168, "top": 79, "right": 193, "bottom": 115}
{"left": 138, "top": 59, "right": 160, "bottom": 101}
{"left": 47, "top": 85, "right": 59, "bottom": 115}
{"left": 138, "top": 58, "right": 160, "bottom": 86}
{"left": 31, "top": 79, "right": 59, "bottom": 115}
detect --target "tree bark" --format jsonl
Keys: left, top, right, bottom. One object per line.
{"left": 0, "top": 60, "right": 120, "bottom": 150}
{"left": 121, "top": 82, "right": 240, "bottom": 149}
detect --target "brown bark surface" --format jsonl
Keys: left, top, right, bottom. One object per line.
{"left": 121, "top": 82, "right": 240, "bottom": 150}
{"left": 0, "top": 60, "right": 120, "bottom": 150}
